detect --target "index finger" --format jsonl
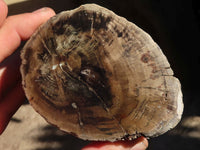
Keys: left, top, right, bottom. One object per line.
{"left": 0, "top": 0, "right": 8, "bottom": 26}
{"left": 0, "top": 8, "right": 55, "bottom": 63}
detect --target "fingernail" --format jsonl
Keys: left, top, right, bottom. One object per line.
{"left": 32, "top": 7, "right": 48, "bottom": 14}
{"left": 130, "top": 141, "right": 147, "bottom": 150}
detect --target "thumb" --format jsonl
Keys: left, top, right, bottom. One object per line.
{"left": 0, "top": 7, "right": 55, "bottom": 62}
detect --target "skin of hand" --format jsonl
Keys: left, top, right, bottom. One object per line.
{"left": 0, "top": 1, "right": 148, "bottom": 149}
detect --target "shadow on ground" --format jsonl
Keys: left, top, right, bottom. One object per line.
{"left": 149, "top": 134, "right": 200, "bottom": 150}
{"left": 33, "top": 125, "right": 89, "bottom": 150}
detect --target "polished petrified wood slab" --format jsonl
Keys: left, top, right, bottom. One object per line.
{"left": 20, "top": 4, "right": 183, "bottom": 141}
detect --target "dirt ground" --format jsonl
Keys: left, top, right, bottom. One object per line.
{"left": 0, "top": 104, "right": 89, "bottom": 150}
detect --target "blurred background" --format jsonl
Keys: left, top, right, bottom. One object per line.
{"left": 0, "top": 0, "right": 200, "bottom": 150}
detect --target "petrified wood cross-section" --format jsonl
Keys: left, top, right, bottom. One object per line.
{"left": 20, "top": 4, "right": 183, "bottom": 141}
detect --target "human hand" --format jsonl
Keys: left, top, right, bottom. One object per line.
{"left": 0, "top": 0, "right": 56, "bottom": 134}
{"left": 0, "top": 1, "right": 148, "bottom": 149}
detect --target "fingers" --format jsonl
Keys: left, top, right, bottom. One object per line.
{"left": 0, "top": 50, "right": 21, "bottom": 99}
{"left": 0, "top": 82, "right": 25, "bottom": 134}
{"left": 0, "top": 7, "right": 55, "bottom": 134}
{"left": 0, "top": 52, "right": 22, "bottom": 134}
{"left": 0, "top": 0, "right": 8, "bottom": 26}
{"left": 0, "top": 7, "right": 56, "bottom": 62}
{"left": 82, "top": 136, "right": 148, "bottom": 150}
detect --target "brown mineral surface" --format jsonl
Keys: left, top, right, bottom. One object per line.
{"left": 20, "top": 4, "right": 183, "bottom": 141}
